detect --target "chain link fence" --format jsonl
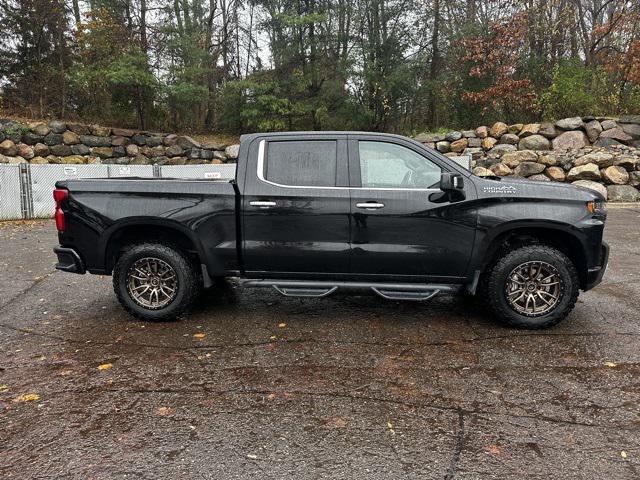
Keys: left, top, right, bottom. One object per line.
{"left": 0, "top": 165, "right": 22, "bottom": 220}
{"left": 0, "top": 156, "right": 470, "bottom": 221}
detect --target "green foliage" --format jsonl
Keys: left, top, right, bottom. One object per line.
{"left": 2, "top": 1, "right": 640, "bottom": 133}
{"left": 236, "top": 74, "right": 303, "bottom": 131}
{"left": 105, "top": 50, "right": 157, "bottom": 126}
{"left": 106, "top": 51, "right": 156, "bottom": 89}
{"left": 3, "top": 123, "right": 29, "bottom": 137}
{"left": 276, "top": 12, "right": 328, "bottom": 27}
{"left": 620, "top": 85, "right": 640, "bottom": 115}
{"left": 539, "top": 62, "right": 602, "bottom": 119}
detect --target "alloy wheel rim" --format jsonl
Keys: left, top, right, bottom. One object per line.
{"left": 505, "top": 261, "right": 563, "bottom": 317}
{"left": 126, "top": 257, "right": 178, "bottom": 309}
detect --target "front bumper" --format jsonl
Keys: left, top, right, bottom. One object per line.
{"left": 54, "top": 246, "right": 86, "bottom": 274}
{"left": 585, "top": 241, "right": 609, "bottom": 291}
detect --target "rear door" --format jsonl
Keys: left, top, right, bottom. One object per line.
{"left": 242, "top": 135, "right": 351, "bottom": 276}
{"left": 348, "top": 135, "right": 477, "bottom": 281}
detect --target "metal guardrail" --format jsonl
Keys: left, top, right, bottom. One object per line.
{"left": 0, "top": 156, "right": 470, "bottom": 221}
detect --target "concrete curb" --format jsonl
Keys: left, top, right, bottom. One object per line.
{"left": 606, "top": 202, "right": 640, "bottom": 208}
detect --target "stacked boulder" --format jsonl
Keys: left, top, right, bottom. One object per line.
{"left": 469, "top": 147, "right": 640, "bottom": 201}
{"left": 415, "top": 116, "right": 640, "bottom": 160}
{"left": 0, "top": 119, "right": 240, "bottom": 166}
{"left": 415, "top": 116, "right": 640, "bottom": 201}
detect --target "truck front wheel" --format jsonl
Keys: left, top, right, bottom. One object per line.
{"left": 113, "top": 243, "right": 199, "bottom": 321}
{"left": 486, "top": 245, "right": 579, "bottom": 329}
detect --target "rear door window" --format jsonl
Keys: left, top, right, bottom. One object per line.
{"left": 265, "top": 140, "right": 337, "bottom": 187}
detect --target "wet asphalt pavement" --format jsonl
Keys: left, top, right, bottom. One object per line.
{"left": 0, "top": 208, "right": 639, "bottom": 479}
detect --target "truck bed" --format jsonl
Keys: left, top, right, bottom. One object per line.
{"left": 56, "top": 177, "right": 240, "bottom": 276}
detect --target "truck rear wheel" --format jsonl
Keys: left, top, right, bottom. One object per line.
{"left": 486, "top": 245, "right": 579, "bottom": 329}
{"left": 113, "top": 243, "right": 199, "bottom": 321}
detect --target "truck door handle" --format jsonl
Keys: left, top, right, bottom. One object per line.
{"left": 356, "top": 202, "right": 385, "bottom": 210}
{"left": 250, "top": 201, "right": 277, "bottom": 208}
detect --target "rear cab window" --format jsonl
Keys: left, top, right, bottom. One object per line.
{"left": 264, "top": 140, "right": 338, "bottom": 187}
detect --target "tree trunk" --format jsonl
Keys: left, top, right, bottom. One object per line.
{"left": 71, "top": 0, "right": 81, "bottom": 26}
{"left": 428, "top": 0, "right": 441, "bottom": 128}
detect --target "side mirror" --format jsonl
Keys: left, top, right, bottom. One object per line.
{"left": 440, "top": 172, "right": 464, "bottom": 192}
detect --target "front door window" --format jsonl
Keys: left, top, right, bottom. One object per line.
{"left": 359, "top": 141, "right": 441, "bottom": 189}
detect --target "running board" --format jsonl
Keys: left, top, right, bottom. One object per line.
{"left": 371, "top": 287, "right": 440, "bottom": 301}
{"left": 272, "top": 285, "right": 338, "bottom": 298}
{"left": 240, "top": 279, "right": 461, "bottom": 301}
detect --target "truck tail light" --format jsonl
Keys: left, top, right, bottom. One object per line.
{"left": 53, "top": 188, "right": 68, "bottom": 232}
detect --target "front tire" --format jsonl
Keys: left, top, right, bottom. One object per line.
{"left": 113, "top": 243, "right": 200, "bottom": 321}
{"left": 486, "top": 245, "right": 579, "bottom": 329}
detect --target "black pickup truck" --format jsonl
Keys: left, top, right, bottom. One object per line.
{"left": 53, "top": 132, "right": 609, "bottom": 329}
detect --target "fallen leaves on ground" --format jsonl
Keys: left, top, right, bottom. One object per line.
{"left": 603, "top": 361, "right": 617, "bottom": 368}
{"left": 278, "top": 323, "right": 286, "bottom": 328}
{"left": 324, "top": 416, "right": 347, "bottom": 428}
{"left": 193, "top": 333, "right": 206, "bottom": 340}
{"left": 0, "top": 384, "right": 8, "bottom": 393}
{"left": 157, "top": 407, "right": 172, "bottom": 416}
{"left": 621, "top": 451, "right": 628, "bottom": 458}
{"left": 15, "top": 393, "right": 40, "bottom": 402}
{"left": 486, "top": 444, "right": 501, "bottom": 454}
{"left": 97, "top": 363, "right": 113, "bottom": 371}
{"left": 387, "top": 420, "right": 395, "bottom": 435}
{"left": 270, "top": 335, "right": 277, "bottom": 341}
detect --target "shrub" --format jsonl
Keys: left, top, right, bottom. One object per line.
{"left": 539, "top": 62, "right": 601, "bottom": 118}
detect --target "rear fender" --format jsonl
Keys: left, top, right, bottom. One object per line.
{"left": 100, "top": 218, "right": 211, "bottom": 274}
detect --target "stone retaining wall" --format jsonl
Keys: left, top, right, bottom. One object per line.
{"left": 0, "top": 119, "right": 239, "bottom": 166}
{"left": 2, "top": 116, "right": 640, "bottom": 201}
{"left": 414, "top": 115, "right": 640, "bottom": 201}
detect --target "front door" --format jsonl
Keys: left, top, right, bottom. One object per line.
{"left": 242, "top": 135, "right": 351, "bottom": 276}
{"left": 348, "top": 136, "right": 477, "bottom": 281}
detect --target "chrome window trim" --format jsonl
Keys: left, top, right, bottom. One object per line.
{"left": 256, "top": 139, "right": 442, "bottom": 192}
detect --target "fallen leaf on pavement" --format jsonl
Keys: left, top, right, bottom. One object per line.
{"left": 387, "top": 421, "right": 395, "bottom": 435}
{"left": 486, "top": 444, "right": 501, "bottom": 454}
{"left": 98, "top": 363, "right": 113, "bottom": 371}
{"left": 324, "top": 416, "right": 347, "bottom": 428}
{"left": 16, "top": 393, "right": 40, "bottom": 402}
{"left": 157, "top": 407, "right": 172, "bottom": 416}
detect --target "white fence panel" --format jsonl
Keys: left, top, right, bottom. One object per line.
{"left": 31, "top": 164, "right": 109, "bottom": 218}
{"left": 0, "top": 165, "right": 23, "bottom": 220}
{"left": 160, "top": 164, "right": 236, "bottom": 180}
{"left": 108, "top": 165, "right": 154, "bottom": 178}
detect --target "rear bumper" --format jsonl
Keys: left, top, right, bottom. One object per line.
{"left": 584, "top": 241, "right": 609, "bottom": 291}
{"left": 54, "top": 246, "right": 86, "bottom": 274}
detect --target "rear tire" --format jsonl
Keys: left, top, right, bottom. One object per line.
{"left": 113, "top": 243, "right": 200, "bottom": 321}
{"left": 485, "top": 245, "right": 579, "bottom": 329}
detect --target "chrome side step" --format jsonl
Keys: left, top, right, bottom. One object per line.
{"left": 371, "top": 287, "right": 440, "bottom": 302}
{"left": 272, "top": 285, "right": 338, "bottom": 298}
{"left": 240, "top": 279, "right": 460, "bottom": 301}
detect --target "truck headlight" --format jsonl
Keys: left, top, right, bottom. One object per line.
{"left": 587, "top": 200, "right": 607, "bottom": 216}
